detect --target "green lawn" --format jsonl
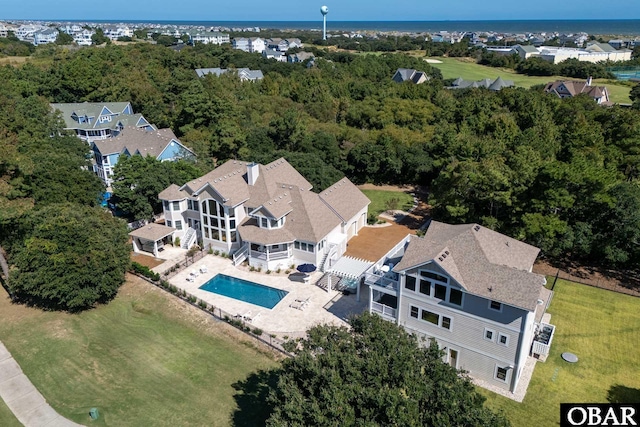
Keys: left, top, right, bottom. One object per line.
{"left": 361, "top": 189, "right": 414, "bottom": 218}
{"left": 480, "top": 279, "right": 640, "bottom": 427}
{"left": 0, "top": 276, "right": 278, "bottom": 426}
{"left": 427, "top": 57, "right": 632, "bottom": 104}
{"left": 0, "top": 398, "right": 21, "bottom": 427}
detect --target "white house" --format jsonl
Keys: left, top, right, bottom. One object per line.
{"left": 33, "top": 28, "right": 58, "bottom": 46}
{"left": 158, "top": 158, "right": 370, "bottom": 268}
{"left": 190, "top": 32, "right": 230, "bottom": 45}
{"left": 248, "top": 37, "right": 266, "bottom": 53}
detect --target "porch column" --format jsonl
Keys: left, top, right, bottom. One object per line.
{"left": 368, "top": 286, "right": 373, "bottom": 313}
{"left": 356, "top": 276, "right": 361, "bottom": 302}
{"left": 132, "top": 238, "right": 140, "bottom": 253}
{"left": 153, "top": 241, "right": 158, "bottom": 258}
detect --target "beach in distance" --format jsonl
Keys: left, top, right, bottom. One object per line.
{"left": 79, "top": 19, "right": 640, "bottom": 35}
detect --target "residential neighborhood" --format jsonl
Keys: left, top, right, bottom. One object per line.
{"left": 0, "top": 13, "right": 639, "bottom": 427}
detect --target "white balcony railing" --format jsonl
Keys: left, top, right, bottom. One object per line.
{"left": 371, "top": 301, "right": 397, "bottom": 319}
{"left": 250, "top": 248, "right": 291, "bottom": 261}
{"left": 364, "top": 272, "right": 398, "bottom": 291}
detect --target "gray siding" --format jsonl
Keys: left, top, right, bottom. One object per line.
{"left": 400, "top": 294, "right": 520, "bottom": 363}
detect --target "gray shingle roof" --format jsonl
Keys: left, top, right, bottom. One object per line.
{"left": 163, "top": 158, "right": 368, "bottom": 245}
{"left": 93, "top": 126, "right": 188, "bottom": 158}
{"left": 158, "top": 184, "right": 188, "bottom": 201}
{"left": 51, "top": 102, "right": 132, "bottom": 129}
{"left": 129, "top": 223, "right": 175, "bottom": 241}
{"left": 394, "top": 221, "right": 545, "bottom": 311}
{"left": 319, "top": 178, "right": 370, "bottom": 223}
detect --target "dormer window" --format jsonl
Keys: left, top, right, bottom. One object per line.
{"left": 256, "top": 214, "right": 285, "bottom": 229}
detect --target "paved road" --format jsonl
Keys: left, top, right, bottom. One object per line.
{"left": 0, "top": 342, "right": 84, "bottom": 427}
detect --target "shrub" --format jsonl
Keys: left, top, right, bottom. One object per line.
{"left": 130, "top": 262, "right": 160, "bottom": 281}
{"left": 252, "top": 328, "right": 263, "bottom": 336}
{"left": 266, "top": 270, "right": 272, "bottom": 274}
{"left": 257, "top": 267, "right": 262, "bottom": 272}
{"left": 174, "top": 236, "right": 181, "bottom": 247}
{"left": 160, "top": 280, "right": 169, "bottom": 289}
{"left": 276, "top": 268, "right": 281, "bottom": 274}
{"left": 208, "top": 247, "right": 213, "bottom": 255}
{"left": 198, "top": 300, "right": 207, "bottom": 309}
{"left": 187, "top": 295, "right": 197, "bottom": 304}
{"left": 169, "top": 285, "right": 177, "bottom": 294}
{"left": 174, "top": 263, "right": 181, "bottom": 271}
{"left": 285, "top": 270, "right": 291, "bottom": 274}
{"left": 250, "top": 266, "right": 256, "bottom": 272}
{"left": 214, "top": 250, "right": 220, "bottom": 256}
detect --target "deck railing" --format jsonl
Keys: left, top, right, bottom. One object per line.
{"left": 250, "top": 248, "right": 291, "bottom": 261}
{"left": 364, "top": 272, "right": 398, "bottom": 291}
{"left": 531, "top": 323, "right": 556, "bottom": 356}
{"left": 371, "top": 301, "right": 397, "bottom": 319}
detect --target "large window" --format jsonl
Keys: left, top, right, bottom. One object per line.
{"left": 172, "top": 201, "right": 180, "bottom": 210}
{"left": 410, "top": 306, "right": 419, "bottom": 318}
{"left": 187, "top": 199, "right": 199, "bottom": 211}
{"left": 421, "top": 310, "right": 439, "bottom": 325}
{"left": 294, "top": 241, "right": 314, "bottom": 253}
{"left": 405, "top": 276, "right": 416, "bottom": 292}
{"left": 202, "top": 199, "right": 236, "bottom": 243}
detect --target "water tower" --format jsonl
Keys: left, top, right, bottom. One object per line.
{"left": 320, "top": 5, "right": 329, "bottom": 41}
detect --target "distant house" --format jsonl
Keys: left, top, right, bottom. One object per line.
{"left": 288, "top": 51, "right": 315, "bottom": 64}
{"left": 248, "top": 37, "right": 266, "bottom": 53}
{"left": 263, "top": 48, "right": 286, "bottom": 62}
{"left": 392, "top": 68, "right": 431, "bottom": 84}
{"left": 513, "top": 44, "right": 539, "bottom": 60}
{"left": 15, "top": 24, "right": 43, "bottom": 42}
{"left": 544, "top": 78, "right": 610, "bottom": 104}
{"left": 50, "top": 102, "right": 155, "bottom": 143}
{"left": 265, "top": 38, "right": 302, "bottom": 52}
{"left": 73, "top": 29, "right": 94, "bottom": 46}
{"left": 92, "top": 127, "right": 195, "bottom": 186}
{"left": 364, "top": 221, "right": 554, "bottom": 394}
{"left": 101, "top": 25, "right": 133, "bottom": 41}
{"left": 232, "top": 37, "right": 249, "bottom": 52}
{"left": 195, "top": 67, "right": 264, "bottom": 82}
{"left": 190, "top": 32, "right": 230, "bottom": 45}
{"left": 33, "top": 28, "right": 58, "bottom": 46}
{"left": 448, "top": 76, "right": 514, "bottom": 91}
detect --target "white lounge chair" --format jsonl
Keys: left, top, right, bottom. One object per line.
{"left": 199, "top": 266, "right": 208, "bottom": 274}
{"left": 190, "top": 270, "right": 199, "bottom": 277}
{"left": 186, "top": 276, "right": 195, "bottom": 282}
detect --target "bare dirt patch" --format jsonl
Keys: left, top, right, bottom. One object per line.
{"left": 130, "top": 252, "right": 165, "bottom": 268}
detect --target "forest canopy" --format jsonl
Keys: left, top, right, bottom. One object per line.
{"left": 0, "top": 40, "right": 639, "bottom": 290}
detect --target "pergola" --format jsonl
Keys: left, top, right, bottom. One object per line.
{"left": 327, "top": 255, "right": 373, "bottom": 301}
{"left": 129, "top": 223, "right": 175, "bottom": 258}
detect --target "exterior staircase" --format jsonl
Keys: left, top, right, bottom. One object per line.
{"left": 320, "top": 243, "right": 338, "bottom": 272}
{"left": 232, "top": 243, "right": 249, "bottom": 266}
{"left": 181, "top": 227, "right": 197, "bottom": 249}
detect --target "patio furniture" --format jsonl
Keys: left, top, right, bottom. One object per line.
{"left": 186, "top": 276, "right": 195, "bottom": 282}
{"left": 289, "top": 299, "right": 309, "bottom": 310}
{"left": 199, "top": 266, "right": 208, "bottom": 274}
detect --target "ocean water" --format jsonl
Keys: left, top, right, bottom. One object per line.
{"left": 86, "top": 19, "right": 640, "bottom": 35}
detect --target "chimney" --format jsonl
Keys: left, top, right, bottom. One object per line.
{"left": 247, "top": 162, "right": 259, "bottom": 186}
{"left": 586, "top": 76, "right": 592, "bottom": 86}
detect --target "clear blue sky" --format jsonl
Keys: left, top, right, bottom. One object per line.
{"left": 2, "top": 0, "right": 639, "bottom": 21}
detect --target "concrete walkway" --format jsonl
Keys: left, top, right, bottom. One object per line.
{"left": 0, "top": 342, "right": 83, "bottom": 427}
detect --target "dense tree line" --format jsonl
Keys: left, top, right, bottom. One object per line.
{"left": 0, "top": 74, "right": 130, "bottom": 310}
{"left": 1, "top": 40, "right": 639, "bottom": 285}
{"left": 235, "top": 312, "right": 510, "bottom": 426}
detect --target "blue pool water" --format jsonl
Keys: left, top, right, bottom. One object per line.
{"left": 199, "top": 274, "right": 288, "bottom": 309}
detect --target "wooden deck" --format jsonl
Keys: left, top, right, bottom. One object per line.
{"left": 345, "top": 222, "right": 415, "bottom": 262}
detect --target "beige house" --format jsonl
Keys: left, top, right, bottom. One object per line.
{"left": 159, "top": 158, "right": 370, "bottom": 270}
{"left": 544, "top": 78, "right": 611, "bottom": 104}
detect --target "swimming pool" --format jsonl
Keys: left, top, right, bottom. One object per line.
{"left": 199, "top": 274, "right": 288, "bottom": 309}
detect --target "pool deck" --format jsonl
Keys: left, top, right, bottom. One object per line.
{"left": 151, "top": 254, "right": 370, "bottom": 339}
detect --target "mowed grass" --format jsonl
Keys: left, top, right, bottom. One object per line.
{"left": 0, "top": 275, "right": 279, "bottom": 426}
{"left": 427, "top": 57, "right": 632, "bottom": 104}
{"left": 0, "top": 398, "right": 21, "bottom": 427}
{"left": 480, "top": 279, "right": 640, "bottom": 427}
{"left": 361, "top": 189, "right": 414, "bottom": 218}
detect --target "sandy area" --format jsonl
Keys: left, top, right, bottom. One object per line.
{"left": 425, "top": 58, "right": 443, "bottom": 63}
